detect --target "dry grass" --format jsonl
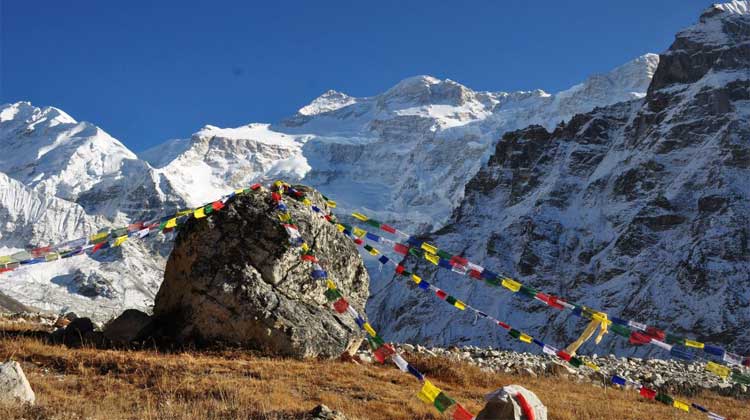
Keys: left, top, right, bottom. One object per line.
{"left": 0, "top": 332, "right": 746, "bottom": 420}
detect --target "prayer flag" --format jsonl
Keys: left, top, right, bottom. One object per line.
{"left": 723, "top": 352, "right": 743, "bottom": 366}
{"left": 113, "top": 236, "right": 128, "bottom": 247}
{"left": 433, "top": 392, "right": 455, "bottom": 413}
{"left": 497, "top": 321, "right": 510, "bottom": 330}
{"left": 436, "top": 290, "right": 448, "bottom": 300}
{"left": 666, "top": 334, "right": 685, "bottom": 345}
{"left": 556, "top": 350, "right": 572, "bottom": 361}
{"left": 353, "top": 227, "right": 366, "bottom": 238}
{"left": 685, "top": 339, "right": 704, "bottom": 349}
{"left": 501, "top": 278, "right": 522, "bottom": 292}
{"left": 612, "top": 376, "right": 626, "bottom": 386}
{"left": 421, "top": 242, "right": 438, "bottom": 254}
{"left": 212, "top": 201, "right": 225, "bottom": 211}
{"left": 394, "top": 243, "right": 409, "bottom": 255}
{"left": 450, "top": 256, "right": 468, "bottom": 267}
{"left": 542, "top": 345, "right": 558, "bottom": 356}
{"left": 352, "top": 212, "right": 368, "bottom": 221}
{"left": 519, "top": 333, "right": 532, "bottom": 344}
{"left": 312, "top": 270, "right": 328, "bottom": 279}
{"left": 407, "top": 364, "right": 424, "bottom": 381}
{"left": 373, "top": 344, "right": 396, "bottom": 364}
{"left": 417, "top": 380, "right": 442, "bottom": 404}
{"left": 611, "top": 324, "right": 631, "bottom": 338}
{"left": 639, "top": 387, "right": 656, "bottom": 399}
{"left": 412, "top": 274, "right": 422, "bottom": 284}
{"left": 333, "top": 298, "right": 349, "bottom": 314}
{"left": 365, "top": 232, "right": 380, "bottom": 242}
{"left": 425, "top": 253, "right": 439, "bottom": 265}
{"left": 670, "top": 345, "right": 694, "bottom": 361}
{"left": 392, "top": 354, "right": 409, "bottom": 372}
{"left": 452, "top": 404, "right": 474, "bottom": 420}
{"left": 194, "top": 207, "right": 207, "bottom": 219}
{"left": 165, "top": 218, "right": 177, "bottom": 229}
{"left": 704, "top": 345, "right": 725, "bottom": 357}
{"left": 453, "top": 300, "right": 466, "bottom": 310}
{"left": 363, "top": 322, "right": 377, "bottom": 337}
{"left": 629, "top": 331, "right": 651, "bottom": 345}
{"left": 673, "top": 400, "right": 689, "bottom": 412}
{"left": 468, "top": 269, "right": 482, "bottom": 279}
{"left": 731, "top": 370, "right": 750, "bottom": 385}
{"left": 381, "top": 224, "right": 396, "bottom": 234}
{"left": 655, "top": 393, "right": 673, "bottom": 406}
{"left": 705, "top": 361, "right": 730, "bottom": 378}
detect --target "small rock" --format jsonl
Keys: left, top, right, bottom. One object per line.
{"left": 0, "top": 361, "right": 35, "bottom": 405}
{"left": 309, "top": 404, "right": 348, "bottom": 420}
{"left": 103, "top": 309, "right": 152, "bottom": 345}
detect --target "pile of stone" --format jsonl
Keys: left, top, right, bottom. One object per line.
{"left": 356, "top": 344, "right": 749, "bottom": 398}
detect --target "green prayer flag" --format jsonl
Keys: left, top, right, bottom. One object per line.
{"left": 433, "top": 392, "right": 455, "bottom": 413}
{"left": 485, "top": 277, "right": 501, "bottom": 287}
{"left": 445, "top": 296, "right": 457, "bottom": 305}
{"left": 519, "top": 285, "right": 538, "bottom": 298}
{"left": 365, "top": 219, "right": 381, "bottom": 228}
{"left": 436, "top": 249, "right": 452, "bottom": 260}
{"left": 508, "top": 329, "right": 521, "bottom": 339}
{"left": 655, "top": 393, "right": 673, "bottom": 405}
{"left": 569, "top": 357, "right": 583, "bottom": 368}
{"left": 732, "top": 370, "right": 750, "bottom": 385}
{"left": 324, "top": 288, "right": 342, "bottom": 302}
{"left": 666, "top": 334, "right": 685, "bottom": 345}
{"left": 611, "top": 324, "right": 631, "bottom": 338}
{"left": 367, "top": 335, "right": 385, "bottom": 350}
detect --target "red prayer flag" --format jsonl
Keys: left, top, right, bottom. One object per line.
{"left": 639, "top": 387, "right": 656, "bottom": 399}
{"left": 212, "top": 201, "right": 225, "bottom": 211}
{"left": 556, "top": 350, "right": 572, "bottom": 361}
{"left": 449, "top": 256, "right": 468, "bottom": 267}
{"left": 452, "top": 404, "right": 474, "bottom": 420}
{"left": 333, "top": 298, "right": 349, "bottom": 314}
{"left": 301, "top": 255, "right": 318, "bottom": 263}
{"left": 395, "top": 265, "right": 405, "bottom": 274}
{"left": 393, "top": 243, "right": 409, "bottom": 255}
{"left": 324, "top": 215, "right": 332, "bottom": 221}
{"left": 436, "top": 290, "right": 448, "bottom": 300}
{"left": 0, "top": 268, "right": 14, "bottom": 273}
{"left": 354, "top": 238, "right": 363, "bottom": 246}
{"left": 468, "top": 269, "right": 482, "bottom": 279}
{"left": 646, "top": 326, "right": 665, "bottom": 341}
{"left": 381, "top": 224, "right": 396, "bottom": 234}
{"left": 547, "top": 296, "right": 565, "bottom": 310}
{"left": 250, "top": 183, "right": 261, "bottom": 190}
{"left": 271, "top": 192, "right": 282, "bottom": 202}
{"left": 373, "top": 343, "right": 396, "bottom": 363}
{"left": 629, "top": 331, "right": 652, "bottom": 345}
{"left": 91, "top": 243, "right": 105, "bottom": 253}
{"left": 497, "top": 321, "right": 510, "bottom": 330}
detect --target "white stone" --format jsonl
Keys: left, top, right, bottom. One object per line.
{"left": 0, "top": 361, "right": 35, "bottom": 405}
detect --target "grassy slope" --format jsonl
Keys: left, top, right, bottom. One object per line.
{"left": 0, "top": 322, "right": 747, "bottom": 420}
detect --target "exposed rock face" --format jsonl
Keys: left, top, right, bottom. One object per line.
{"left": 370, "top": 2, "right": 750, "bottom": 355}
{"left": 0, "top": 361, "right": 35, "bottom": 405}
{"left": 153, "top": 186, "right": 369, "bottom": 358}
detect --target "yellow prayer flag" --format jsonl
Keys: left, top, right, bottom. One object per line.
{"left": 519, "top": 333, "right": 533, "bottom": 343}
{"left": 301, "top": 243, "right": 310, "bottom": 252}
{"left": 274, "top": 180, "right": 285, "bottom": 188}
{"left": 234, "top": 188, "right": 244, "bottom": 195}
{"left": 278, "top": 212, "right": 292, "bottom": 222}
{"left": 705, "top": 361, "right": 731, "bottom": 378}
{"left": 453, "top": 300, "right": 466, "bottom": 310}
{"left": 424, "top": 253, "right": 440, "bottom": 265}
{"left": 0, "top": 256, "right": 11, "bottom": 264}
{"left": 45, "top": 252, "right": 60, "bottom": 261}
{"left": 352, "top": 212, "right": 368, "bottom": 221}
{"left": 673, "top": 400, "right": 690, "bottom": 412}
{"left": 352, "top": 227, "right": 366, "bottom": 238}
{"left": 176, "top": 209, "right": 193, "bottom": 217}
{"left": 113, "top": 236, "right": 128, "bottom": 247}
{"left": 194, "top": 207, "right": 206, "bottom": 219}
{"left": 90, "top": 231, "right": 109, "bottom": 242}
{"left": 326, "top": 200, "right": 337, "bottom": 208}
{"left": 412, "top": 274, "right": 422, "bottom": 284}
{"left": 501, "top": 278, "right": 522, "bottom": 292}
{"left": 303, "top": 198, "right": 312, "bottom": 206}
{"left": 335, "top": 224, "right": 345, "bottom": 232}
{"left": 416, "top": 380, "right": 441, "bottom": 404}
{"left": 165, "top": 218, "right": 177, "bottom": 229}
{"left": 421, "top": 242, "right": 438, "bottom": 255}
{"left": 326, "top": 280, "right": 336, "bottom": 290}
{"left": 368, "top": 248, "right": 379, "bottom": 256}
{"left": 685, "top": 340, "right": 704, "bottom": 349}
{"left": 363, "top": 322, "right": 377, "bottom": 337}
{"left": 584, "top": 361, "right": 600, "bottom": 371}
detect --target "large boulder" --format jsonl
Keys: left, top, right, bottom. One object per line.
{"left": 476, "top": 385, "right": 547, "bottom": 420}
{"left": 103, "top": 309, "right": 152, "bottom": 346}
{"left": 0, "top": 361, "right": 35, "bottom": 405}
{"left": 152, "top": 185, "right": 369, "bottom": 358}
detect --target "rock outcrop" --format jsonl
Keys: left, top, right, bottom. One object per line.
{"left": 152, "top": 186, "right": 369, "bottom": 358}
{"left": 476, "top": 385, "right": 547, "bottom": 420}
{"left": 0, "top": 361, "right": 35, "bottom": 405}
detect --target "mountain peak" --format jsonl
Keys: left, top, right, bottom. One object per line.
{"left": 297, "top": 89, "right": 356, "bottom": 116}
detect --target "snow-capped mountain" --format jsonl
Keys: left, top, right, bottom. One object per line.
{"left": 142, "top": 54, "right": 658, "bottom": 232}
{"left": 369, "top": 1, "right": 750, "bottom": 355}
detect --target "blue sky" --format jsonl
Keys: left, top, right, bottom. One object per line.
{"left": 2, "top": 0, "right": 710, "bottom": 152}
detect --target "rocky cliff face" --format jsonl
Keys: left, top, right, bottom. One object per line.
{"left": 369, "top": 1, "right": 750, "bottom": 355}
{"left": 153, "top": 186, "right": 369, "bottom": 358}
